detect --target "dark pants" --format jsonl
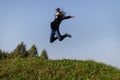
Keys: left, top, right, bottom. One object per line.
{"left": 50, "top": 29, "right": 66, "bottom": 43}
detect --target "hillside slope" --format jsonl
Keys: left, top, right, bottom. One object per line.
{"left": 0, "top": 58, "right": 120, "bottom": 80}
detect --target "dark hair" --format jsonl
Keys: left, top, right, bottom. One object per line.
{"left": 56, "top": 8, "right": 60, "bottom": 12}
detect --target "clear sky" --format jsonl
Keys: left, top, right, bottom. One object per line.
{"left": 0, "top": 0, "right": 120, "bottom": 68}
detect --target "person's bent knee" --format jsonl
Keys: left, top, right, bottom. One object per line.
{"left": 50, "top": 40, "right": 54, "bottom": 43}
{"left": 58, "top": 38, "right": 62, "bottom": 41}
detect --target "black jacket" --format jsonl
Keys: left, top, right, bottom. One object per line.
{"left": 51, "top": 16, "right": 72, "bottom": 30}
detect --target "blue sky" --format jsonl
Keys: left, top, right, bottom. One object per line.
{"left": 0, "top": 0, "right": 120, "bottom": 68}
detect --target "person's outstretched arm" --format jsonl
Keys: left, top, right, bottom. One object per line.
{"left": 62, "top": 16, "right": 75, "bottom": 20}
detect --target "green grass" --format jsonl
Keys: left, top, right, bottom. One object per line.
{"left": 0, "top": 58, "right": 120, "bottom": 80}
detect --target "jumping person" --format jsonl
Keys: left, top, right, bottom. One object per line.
{"left": 50, "top": 8, "right": 75, "bottom": 43}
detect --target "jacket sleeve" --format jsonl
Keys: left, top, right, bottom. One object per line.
{"left": 62, "top": 16, "right": 72, "bottom": 20}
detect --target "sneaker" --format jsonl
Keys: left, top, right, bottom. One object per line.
{"left": 65, "top": 33, "right": 72, "bottom": 38}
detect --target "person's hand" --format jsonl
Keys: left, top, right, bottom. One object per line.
{"left": 71, "top": 16, "right": 75, "bottom": 18}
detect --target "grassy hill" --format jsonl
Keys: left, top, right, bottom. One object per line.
{"left": 0, "top": 57, "right": 120, "bottom": 80}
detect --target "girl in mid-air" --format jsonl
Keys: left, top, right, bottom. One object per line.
{"left": 50, "top": 8, "right": 75, "bottom": 43}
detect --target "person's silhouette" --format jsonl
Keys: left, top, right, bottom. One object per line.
{"left": 50, "top": 8, "right": 75, "bottom": 43}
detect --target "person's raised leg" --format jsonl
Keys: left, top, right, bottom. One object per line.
{"left": 55, "top": 30, "right": 71, "bottom": 41}
{"left": 50, "top": 30, "right": 57, "bottom": 43}
{"left": 55, "top": 30, "right": 64, "bottom": 41}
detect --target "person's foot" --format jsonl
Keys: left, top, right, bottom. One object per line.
{"left": 65, "top": 33, "right": 72, "bottom": 38}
